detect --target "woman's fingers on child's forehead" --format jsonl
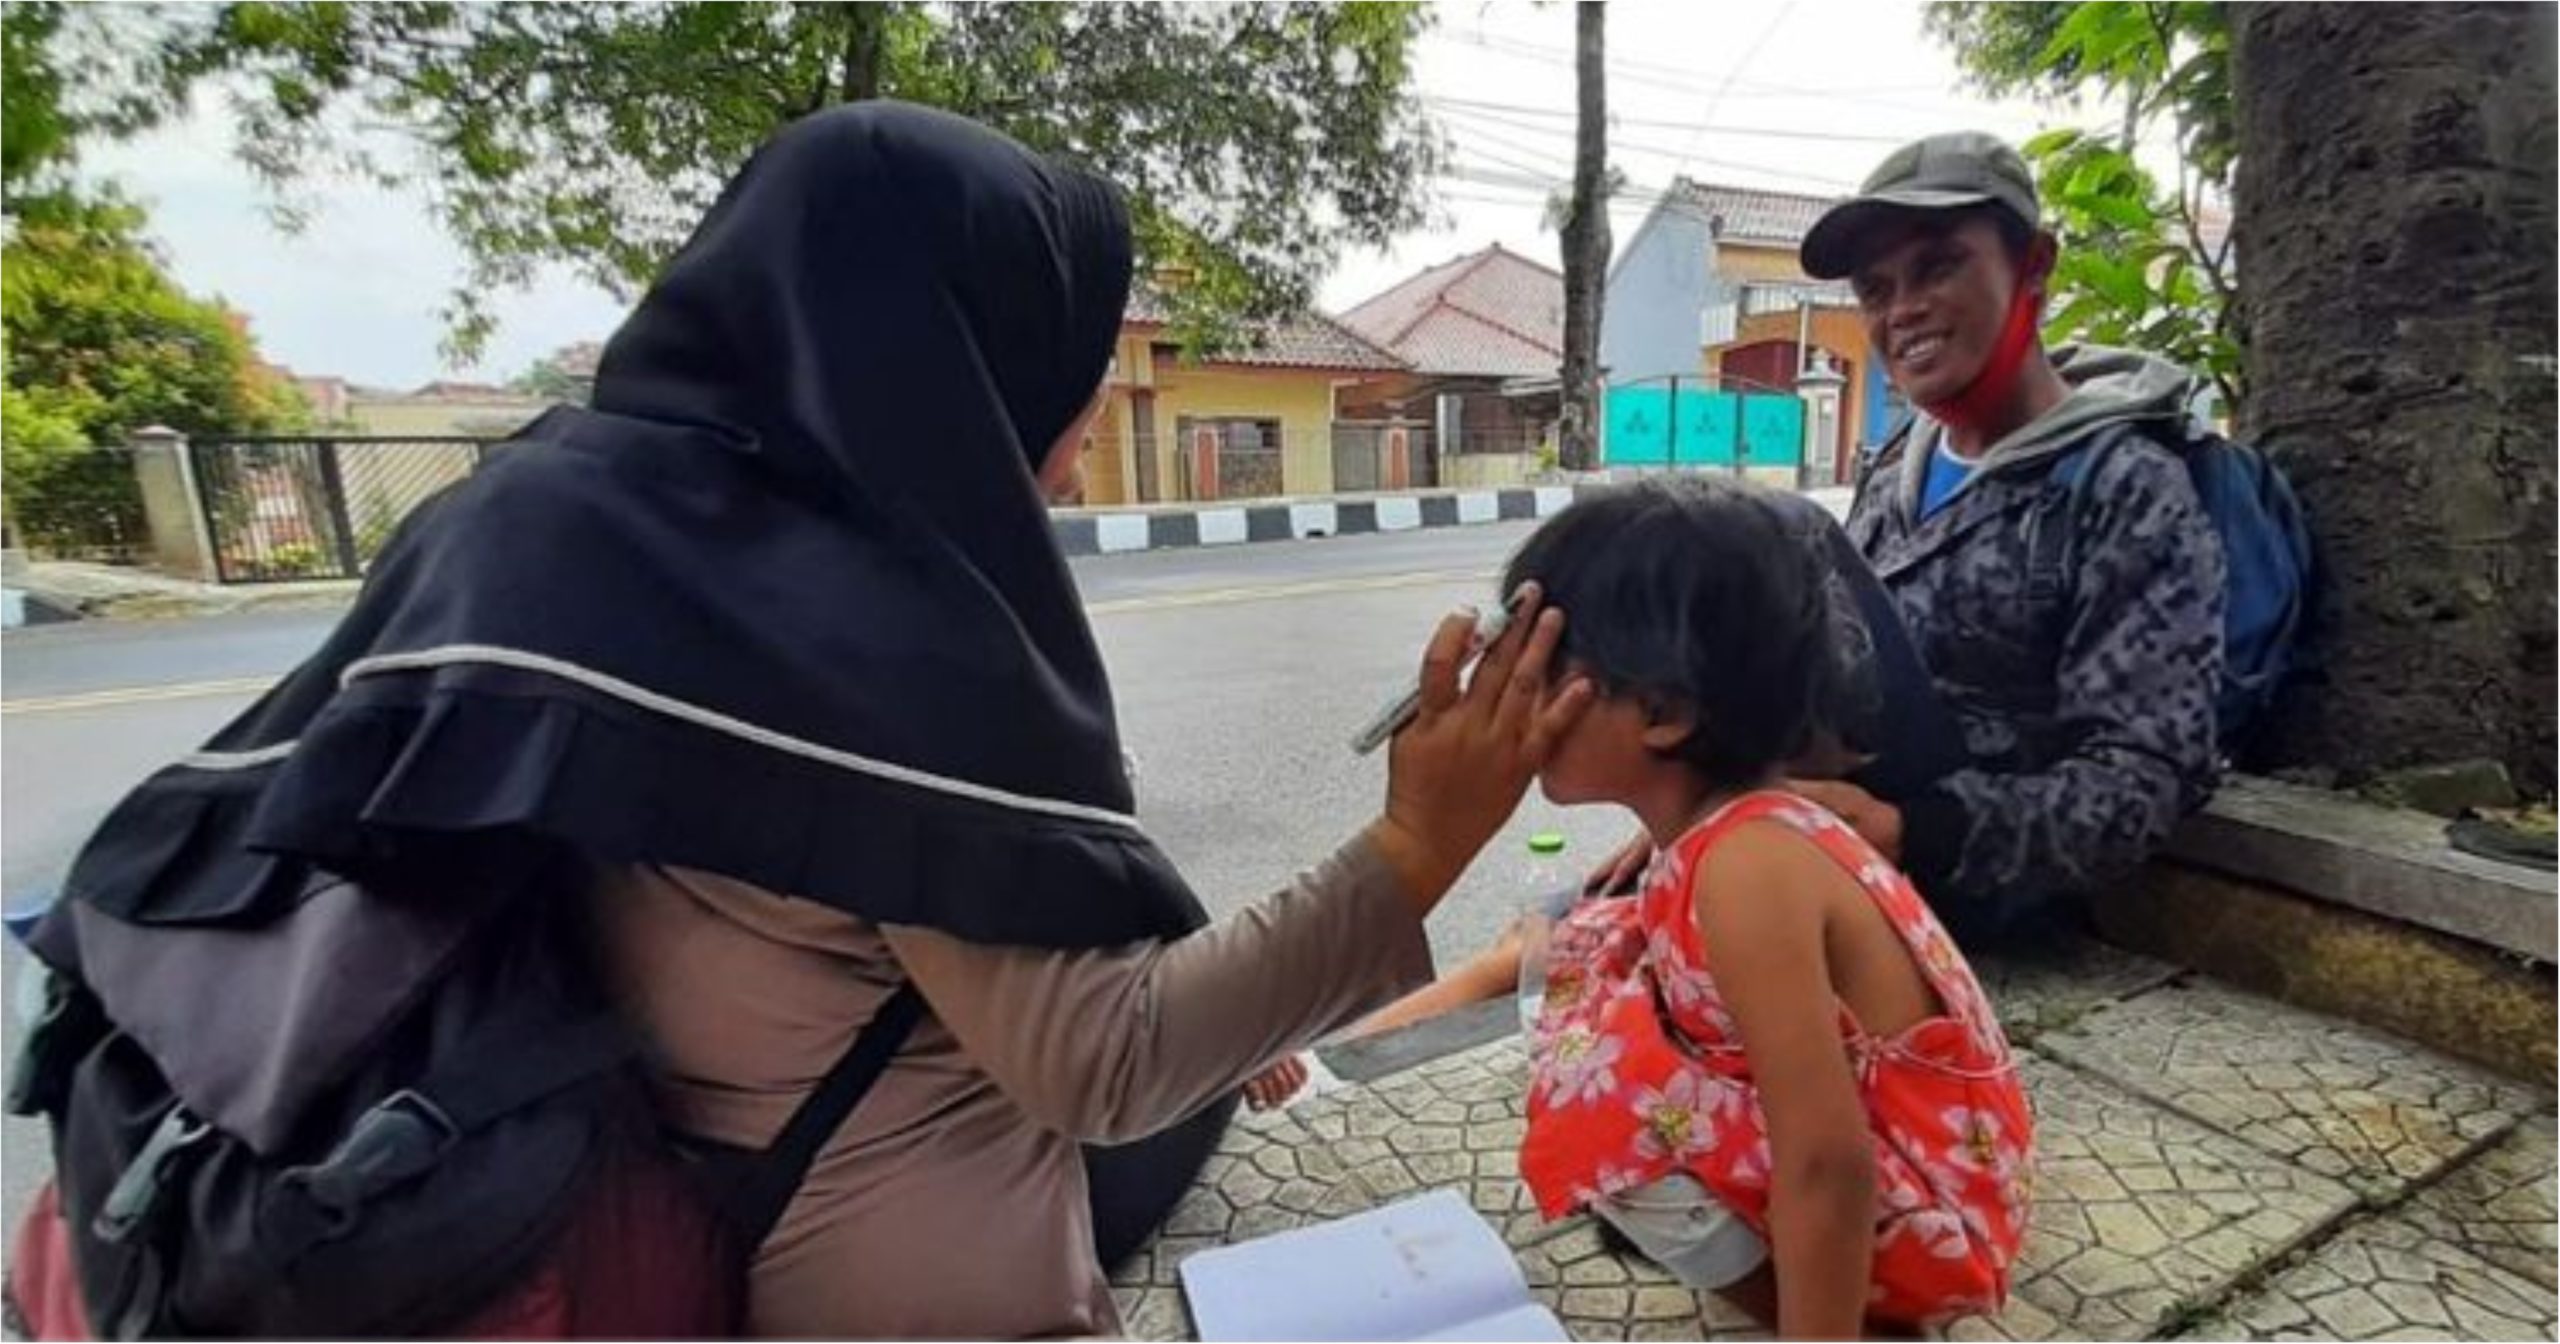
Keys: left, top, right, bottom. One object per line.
{"left": 1511, "top": 608, "right": 1565, "bottom": 676}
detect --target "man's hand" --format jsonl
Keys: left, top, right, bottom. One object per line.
{"left": 1583, "top": 826, "right": 1654, "bottom": 896}
{"left": 1784, "top": 778, "right": 1904, "bottom": 864}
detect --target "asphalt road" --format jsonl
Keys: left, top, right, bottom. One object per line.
{"left": 1, "top": 522, "right": 1649, "bottom": 1249}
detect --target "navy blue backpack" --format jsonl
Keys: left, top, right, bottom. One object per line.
{"left": 2034, "top": 419, "right": 2317, "bottom": 749}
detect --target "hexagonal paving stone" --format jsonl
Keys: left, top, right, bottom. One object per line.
{"left": 2179, "top": 1206, "right": 2558, "bottom": 1341}
{"left": 1124, "top": 978, "right": 2537, "bottom": 1343}
{"left": 2035, "top": 983, "right": 2542, "bottom": 1197}
{"left": 1967, "top": 938, "right": 2183, "bottom": 1039}
{"left": 2394, "top": 1112, "right": 2558, "bottom": 1293}
{"left": 1947, "top": 1056, "right": 2361, "bottom": 1341}
{"left": 1119, "top": 1036, "right": 1575, "bottom": 1340}
{"left": 1518, "top": 1221, "right": 1770, "bottom": 1341}
{"left": 1110, "top": 1285, "right": 1196, "bottom": 1341}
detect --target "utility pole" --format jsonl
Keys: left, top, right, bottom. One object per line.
{"left": 1557, "top": 1, "right": 1609, "bottom": 472}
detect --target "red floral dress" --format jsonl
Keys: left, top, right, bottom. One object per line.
{"left": 1519, "top": 792, "right": 2033, "bottom": 1326}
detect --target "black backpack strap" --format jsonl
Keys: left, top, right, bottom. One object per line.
{"left": 264, "top": 1016, "right": 634, "bottom": 1257}
{"left": 2023, "top": 426, "right": 2137, "bottom": 606}
{"left": 719, "top": 982, "right": 927, "bottom": 1253}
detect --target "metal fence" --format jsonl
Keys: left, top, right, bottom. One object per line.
{"left": 190, "top": 437, "right": 490, "bottom": 583}
{"left": 1600, "top": 384, "right": 1804, "bottom": 472}
{"left": 5, "top": 445, "right": 149, "bottom": 564}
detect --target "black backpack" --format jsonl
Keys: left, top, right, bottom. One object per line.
{"left": 7, "top": 847, "right": 922, "bottom": 1339}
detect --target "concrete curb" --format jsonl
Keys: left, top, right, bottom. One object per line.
{"left": 0, "top": 588, "right": 80, "bottom": 630}
{"left": 1052, "top": 486, "right": 1580, "bottom": 558}
{"left": 17, "top": 481, "right": 1841, "bottom": 625}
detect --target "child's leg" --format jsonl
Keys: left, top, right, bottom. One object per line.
{"left": 1592, "top": 1173, "right": 1771, "bottom": 1295}
{"left": 1714, "top": 1264, "right": 1780, "bottom": 1329}
{"left": 1342, "top": 923, "right": 1529, "bottom": 1037}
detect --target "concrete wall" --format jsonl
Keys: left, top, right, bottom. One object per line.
{"left": 1602, "top": 201, "right": 1715, "bottom": 388}
{"left": 1714, "top": 241, "right": 1813, "bottom": 284}
{"left": 129, "top": 437, "right": 213, "bottom": 579}
{"left": 347, "top": 397, "right": 545, "bottom": 439}
{"left": 1439, "top": 453, "right": 1539, "bottom": 489}
{"left": 1081, "top": 397, "right": 1131, "bottom": 507}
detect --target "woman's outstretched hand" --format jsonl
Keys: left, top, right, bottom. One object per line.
{"left": 1368, "top": 584, "right": 1592, "bottom": 915}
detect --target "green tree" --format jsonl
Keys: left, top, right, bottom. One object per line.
{"left": 2, "top": 194, "right": 306, "bottom": 553}
{"left": 2, "top": 195, "right": 304, "bottom": 441}
{"left": 3, "top": 2, "right": 206, "bottom": 207}
{"left": 1927, "top": 2, "right": 2240, "bottom": 407}
{"left": 509, "top": 350, "right": 591, "bottom": 406}
{"left": 1, "top": 2, "right": 73, "bottom": 189}
{"left": 116, "top": 2, "right": 1441, "bottom": 357}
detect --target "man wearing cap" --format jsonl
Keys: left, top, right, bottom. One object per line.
{"left": 1311, "top": 133, "right": 2227, "bottom": 1054}
{"left": 1783, "top": 130, "right": 2226, "bottom": 940}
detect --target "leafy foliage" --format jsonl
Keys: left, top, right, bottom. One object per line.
{"left": 2022, "top": 127, "right": 2237, "bottom": 404}
{"left": 509, "top": 347, "right": 594, "bottom": 405}
{"left": 2, "top": 2, "right": 207, "bottom": 203}
{"left": 116, "top": 2, "right": 1441, "bottom": 358}
{"left": 1, "top": 3, "right": 72, "bottom": 189}
{"left": 1928, "top": 2, "right": 2241, "bottom": 407}
{"left": 2, "top": 194, "right": 306, "bottom": 552}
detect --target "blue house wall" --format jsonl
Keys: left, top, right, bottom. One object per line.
{"left": 1599, "top": 201, "right": 1715, "bottom": 389}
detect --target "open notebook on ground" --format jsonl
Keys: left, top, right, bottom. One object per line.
{"left": 1178, "top": 1188, "right": 1568, "bottom": 1341}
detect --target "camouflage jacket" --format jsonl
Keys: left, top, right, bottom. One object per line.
{"left": 1844, "top": 348, "right": 2225, "bottom": 936}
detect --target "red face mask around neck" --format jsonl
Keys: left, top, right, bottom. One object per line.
{"left": 1916, "top": 274, "right": 2045, "bottom": 434}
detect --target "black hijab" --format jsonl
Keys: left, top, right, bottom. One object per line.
{"left": 59, "top": 103, "right": 1208, "bottom": 949}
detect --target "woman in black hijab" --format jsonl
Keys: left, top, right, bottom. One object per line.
{"left": 49, "top": 103, "right": 1588, "bottom": 1335}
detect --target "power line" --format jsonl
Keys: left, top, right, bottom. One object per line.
{"left": 1435, "top": 165, "right": 1693, "bottom": 213}
{"left": 1437, "top": 105, "right": 1859, "bottom": 191}
{"left": 1427, "top": 28, "right": 2027, "bottom": 120}
{"left": 1671, "top": 0, "right": 1801, "bottom": 176}
{"left": 1423, "top": 94, "right": 1908, "bottom": 145}
{"left": 1444, "top": 26, "right": 1958, "bottom": 97}
{"left": 1441, "top": 118, "right": 1575, "bottom": 171}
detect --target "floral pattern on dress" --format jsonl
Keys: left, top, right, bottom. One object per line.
{"left": 1519, "top": 792, "right": 2035, "bottom": 1328}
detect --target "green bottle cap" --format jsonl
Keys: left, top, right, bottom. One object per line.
{"left": 1528, "top": 832, "right": 1567, "bottom": 855}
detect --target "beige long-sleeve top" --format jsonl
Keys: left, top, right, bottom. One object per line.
{"left": 586, "top": 836, "right": 1432, "bottom": 1338}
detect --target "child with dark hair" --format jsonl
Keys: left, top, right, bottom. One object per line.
{"left": 1502, "top": 477, "right": 2031, "bottom": 1337}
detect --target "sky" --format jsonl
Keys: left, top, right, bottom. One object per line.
{"left": 77, "top": 1, "right": 2115, "bottom": 391}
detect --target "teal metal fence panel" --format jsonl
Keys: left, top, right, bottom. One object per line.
{"left": 1604, "top": 385, "right": 1801, "bottom": 470}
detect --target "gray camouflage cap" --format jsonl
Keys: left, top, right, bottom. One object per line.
{"left": 1800, "top": 131, "right": 2041, "bottom": 279}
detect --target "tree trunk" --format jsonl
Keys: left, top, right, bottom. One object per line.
{"left": 2231, "top": 2, "right": 2557, "bottom": 792}
{"left": 1557, "top": 1, "right": 1609, "bottom": 473}
{"left": 842, "top": 4, "right": 887, "bottom": 102}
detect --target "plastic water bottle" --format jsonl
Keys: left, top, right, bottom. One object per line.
{"left": 1517, "top": 832, "right": 1569, "bottom": 1032}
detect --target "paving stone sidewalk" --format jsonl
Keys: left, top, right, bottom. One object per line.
{"left": 1117, "top": 941, "right": 2557, "bottom": 1341}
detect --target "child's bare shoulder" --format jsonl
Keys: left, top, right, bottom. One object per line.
{"left": 1689, "top": 814, "right": 1860, "bottom": 917}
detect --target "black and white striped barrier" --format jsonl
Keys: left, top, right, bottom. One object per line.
{"left": 1051, "top": 487, "right": 1582, "bottom": 558}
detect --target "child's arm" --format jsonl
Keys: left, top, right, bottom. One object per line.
{"left": 1696, "top": 823, "right": 1877, "bottom": 1340}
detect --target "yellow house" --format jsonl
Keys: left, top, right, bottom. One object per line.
{"left": 1080, "top": 293, "right": 1408, "bottom": 506}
